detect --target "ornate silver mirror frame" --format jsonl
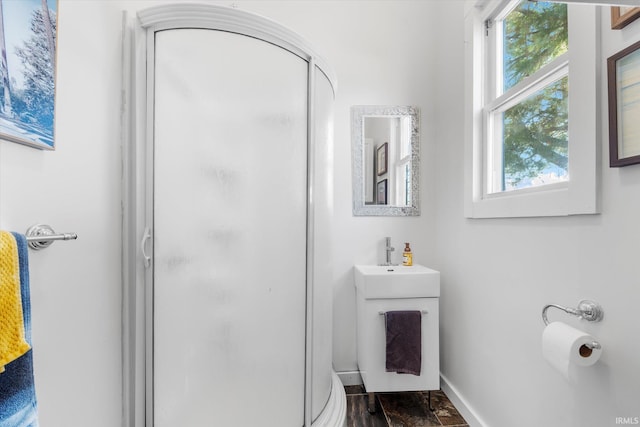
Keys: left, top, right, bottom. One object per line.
{"left": 351, "top": 105, "right": 420, "bottom": 216}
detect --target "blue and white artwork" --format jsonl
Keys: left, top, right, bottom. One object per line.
{"left": 0, "top": 0, "right": 57, "bottom": 150}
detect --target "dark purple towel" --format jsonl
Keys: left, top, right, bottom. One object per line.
{"left": 384, "top": 310, "right": 422, "bottom": 376}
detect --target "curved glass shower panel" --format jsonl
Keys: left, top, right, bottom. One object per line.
{"left": 153, "top": 29, "right": 308, "bottom": 426}
{"left": 310, "top": 66, "right": 335, "bottom": 422}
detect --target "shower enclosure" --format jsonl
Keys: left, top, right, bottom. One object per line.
{"left": 121, "top": 4, "right": 343, "bottom": 426}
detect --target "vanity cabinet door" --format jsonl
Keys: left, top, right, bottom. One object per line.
{"left": 356, "top": 295, "right": 440, "bottom": 392}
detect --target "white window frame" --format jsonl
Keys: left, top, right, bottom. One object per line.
{"left": 464, "top": 0, "right": 600, "bottom": 218}
{"left": 393, "top": 117, "right": 412, "bottom": 206}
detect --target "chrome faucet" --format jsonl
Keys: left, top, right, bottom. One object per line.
{"left": 383, "top": 237, "right": 395, "bottom": 266}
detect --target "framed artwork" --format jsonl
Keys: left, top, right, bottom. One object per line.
{"left": 611, "top": 7, "right": 640, "bottom": 30}
{"left": 0, "top": 0, "right": 57, "bottom": 150}
{"left": 376, "top": 142, "right": 388, "bottom": 176}
{"left": 377, "top": 179, "right": 387, "bottom": 205}
{"left": 608, "top": 40, "right": 640, "bottom": 167}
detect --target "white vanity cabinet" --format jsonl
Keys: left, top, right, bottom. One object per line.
{"left": 354, "top": 265, "right": 440, "bottom": 393}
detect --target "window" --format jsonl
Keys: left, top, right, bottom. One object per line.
{"left": 487, "top": 1, "right": 568, "bottom": 193}
{"left": 465, "top": 0, "right": 599, "bottom": 218}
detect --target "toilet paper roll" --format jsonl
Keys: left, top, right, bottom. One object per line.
{"left": 542, "top": 321, "right": 602, "bottom": 380}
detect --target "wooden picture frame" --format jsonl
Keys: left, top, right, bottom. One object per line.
{"left": 608, "top": 40, "right": 640, "bottom": 167}
{"left": 377, "top": 179, "right": 387, "bottom": 205}
{"left": 611, "top": 7, "right": 640, "bottom": 30}
{"left": 376, "top": 142, "right": 388, "bottom": 176}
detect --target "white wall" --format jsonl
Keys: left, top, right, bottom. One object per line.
{"left": 433, "top": 2, "right": 640, "bottom": 426}
{"left": 0, "top": 1, "right": 437, "bottom": 425}
{"left": 0, "top": 1, "right": 125, "bottom": 425}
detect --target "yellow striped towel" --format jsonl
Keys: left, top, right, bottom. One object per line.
{"left": 0, "top": 231, "right": 31, "bottom": 373}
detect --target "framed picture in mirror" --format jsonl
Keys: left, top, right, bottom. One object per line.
{"left": 376, "top": 142, "right": 388, "bottom": 176}
{"left": 377, "top": 179, "right": 387, "bottom": 205}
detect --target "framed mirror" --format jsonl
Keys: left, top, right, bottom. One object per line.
{"left": 351, "top": 105, "right": 420, "bottom": 216}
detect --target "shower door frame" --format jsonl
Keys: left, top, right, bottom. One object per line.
{"left": 121, "top": 4, "right": 337, "bottom": 427}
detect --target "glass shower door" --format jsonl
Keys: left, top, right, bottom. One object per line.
{"left": 152, "top": 28, "right": 308, "bottom": 427}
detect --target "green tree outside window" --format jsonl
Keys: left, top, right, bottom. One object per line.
{"left": 501, "top": 2, "right": 568, "bottom": 190}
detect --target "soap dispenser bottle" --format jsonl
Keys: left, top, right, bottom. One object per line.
{"left": 402, "top": 243, "right": 413, "bottom": 266}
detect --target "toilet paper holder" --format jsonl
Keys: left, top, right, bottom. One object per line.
{"left": 542, "top": 300, "right": 603, "bottom": 350}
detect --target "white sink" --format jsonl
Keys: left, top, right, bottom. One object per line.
{"left": 354, "top": 264, "right": 440, "bottom": 299}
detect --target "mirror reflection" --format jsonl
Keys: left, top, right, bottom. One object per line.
{"left": 351, "top": 106, "right": 420, "bottom": 216}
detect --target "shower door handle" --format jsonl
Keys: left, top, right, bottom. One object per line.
{"left": 141, "top": 226, "right": 152, "bottom": 268}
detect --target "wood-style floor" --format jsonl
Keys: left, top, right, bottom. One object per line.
{"left": 345, "top": 385, "right": 469, "bottom": 427}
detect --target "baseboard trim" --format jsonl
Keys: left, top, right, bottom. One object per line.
{"left": 440, "top": 373, "right": 488, "bottom": 427}
{"left": 336, "top": 370, "right": 362, "bottom": 386}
